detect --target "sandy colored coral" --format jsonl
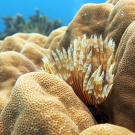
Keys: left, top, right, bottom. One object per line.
{"left": 0, "top": 72, "right": 96, "bottom": 135}
{"left": 0, "top": 95, "right": 8, "bottom": 113}
{"left": 26, "top": 33, "right": 48, "bottom": 48}
{"left": 58, "top": 3, "right": 114, "bottom": 50}
{"left": 45, "top": 26, "right": 67, "bottom": 49}
{"left": 56, "top": 0, "right": 135, "bottom": 52}
{"left": 0, "top": 40, "right": 3, "bottom": 46}
{"left": 101, "top": 21, "right": 135, "bottom": 132}
{"left": 0, "top": 0, "right": 135, "bottom": 134}
{"left": 80, "top": 123, "right": 135, "bottom": 135}
{"left": 104, "top": 0, "right": 135, "bottom": 49}
{"left": 20, "top": 42, "right": 51, "bottom": 69}
{"left": 0, "top": 33, "right": 48, "bottom": 52}
{"left": 49, "top": 33, "right": 65, "bottom": 50}
{"left": 106, "top": 0, "right": 120, "bottom": 5}
{"left": 0, "top": 51, "right": 38, "bottom": 112}
{"left": 0, "top": 33, "right": 49, "bottom": 69}
{"left": 0, "top": 35, "right": 26, "bottom": 52}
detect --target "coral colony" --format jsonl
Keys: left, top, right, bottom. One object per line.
{"left": 0, "top": 0, "right": 135, "bottom": 134}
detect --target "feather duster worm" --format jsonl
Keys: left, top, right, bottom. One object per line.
{"left": 42, "top": 34, "right": 115, "bottom": 106}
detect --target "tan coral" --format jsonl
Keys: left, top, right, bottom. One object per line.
{"left": 49, "top": 33, "right": 65, "bottom": 51}
{"left": 0, "top": 33, "right": 48, "bottom": 52}
{"left": 14, "top": 33, "right": 48, "bottom": 48}
{"left": 20, "top": 42, "right": 51, "bottom": 69}
{"left": 57, "top": 0, "right": 135, "bottom": 52}
{"left": 0, "top": 40, "right": 3, "bottom": 47}
{"left": 101, "top": 21, "right": 135, "bottom": 132}
{"left": 0, "top": 33, "right": 49, "bottom": 69}
{"left": 0, "top": 51, "right": 38, "bottom": 112}
{"left": 106, "top": 0, "right": 120, "bottom": 5}
{"left": 0, "top": 35, "right": 26, "bottom": 52}
{"left": 26, "top": 33, "right": 48, "bottom": 48}
{"left": 1, "top": 1, "right": 135, "bottom": 133}
{"left": 13, "top": 33, "right": 33, "bottom": 40}
{"left": 58, "top": 3, "right": 114, "bottom": 50}
{"left": 104, "top": 0, "right": 135, "bottom": 49}
{"left": 0, "top": 95, "right": 8, "bottom": 113}
{"left": 43, "top": 34, "right": 115, "bottom": 106}
{"left": 0, "top": 72, "right": 96, "bottom": 135}
{"left": 45, "top": 26, "right": 67, "bottom": 49}
{"left": 80, "top": 123, "right": 135, "bottom": 135}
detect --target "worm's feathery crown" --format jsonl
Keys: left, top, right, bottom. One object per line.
{"left": 42, "top": 34, "right": 115, "bottom": 106}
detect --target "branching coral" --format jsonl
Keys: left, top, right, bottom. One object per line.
{"left": 43, "top": 34, "right": 115, "bottom": 106}
{"left": 0, "top": 9, "right": 62, "bottom": 40}
{"left": 22, "top": 9, "right": 62, "bottom": 36}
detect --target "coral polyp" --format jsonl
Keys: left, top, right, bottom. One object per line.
{"left": 42, "top": 34, "right": 115, "bottom": 106}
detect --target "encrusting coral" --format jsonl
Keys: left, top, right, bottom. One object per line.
{"left": 0, "top": 72, "right": 96, "bottom": 135}
{"left": 0, "top": 9, "right": 62, "bottom": 40}
{"left": 43, "top": 34, "right": 115, "bottom": 106}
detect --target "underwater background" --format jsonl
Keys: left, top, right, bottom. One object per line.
{"left": 0, "top": 0, "right": 105, "bottom": 33}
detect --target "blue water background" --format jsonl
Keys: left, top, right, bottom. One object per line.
{"left": 0, "top": 0, "right": 106, "bottom": 32}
